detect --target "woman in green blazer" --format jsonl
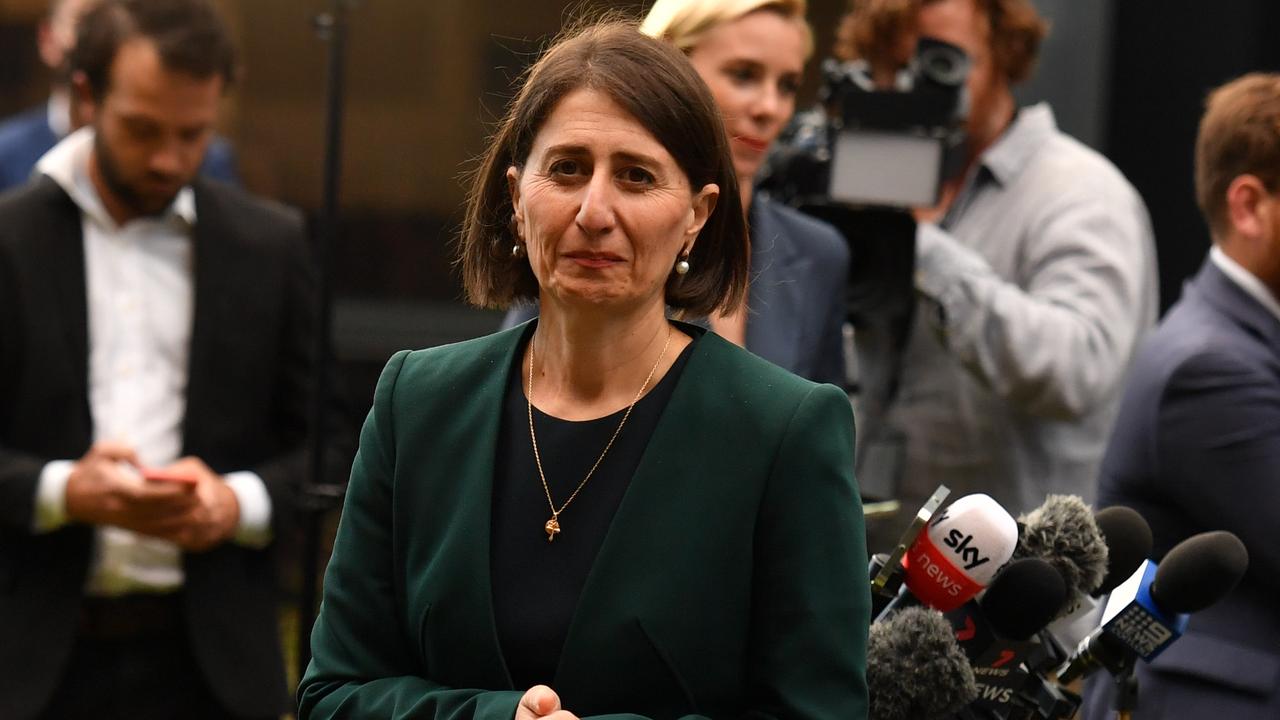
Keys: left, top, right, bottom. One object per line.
{"left": 299, "top": 20, "right": 869, "bottom": 720}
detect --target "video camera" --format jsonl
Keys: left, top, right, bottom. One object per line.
{"left": 758, "top": 38, "right": 973, "bottom": 507}
{"left": 761, "top": 36, "right": 970, "bottom": 210}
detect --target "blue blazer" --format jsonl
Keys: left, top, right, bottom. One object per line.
{"left": 0, "top": 104, "right": 241, "bottom": 193}
{"left": 1083, "top": 259, "right": 1280, "bottom": 718}
{"left": 503, "top": 196, "right": 850, "bottom": 386}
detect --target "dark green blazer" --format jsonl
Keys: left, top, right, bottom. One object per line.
{"left": 299, "top": 323, "right": 869, "bottom": 719}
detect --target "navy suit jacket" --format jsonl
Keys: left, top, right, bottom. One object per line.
{"left": 0, "top": 103, "right": 241, "bottom": 192}
{"left": 1083, "top": 259, "right": 1280, "bottom": 718}
{"left": 503, "top": 195, "right": 850, "bottom": 385}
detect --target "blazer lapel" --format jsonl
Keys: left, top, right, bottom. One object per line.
{"left": 1196, "top": 260, "right": 1280, "bottom": 357}
{"left": 36, "top": 180, "right": 90, "bottom": 405}
{"left": 183, "top": 182, "right": 236, "bottom": 453}
{"left": 415, "top": 324, "right": 533, "bottom": 690}
{"left": 745, "top": 202, "right": 804, "bottom": 372}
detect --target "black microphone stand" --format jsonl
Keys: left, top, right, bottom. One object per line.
{"left": 297, "top": 0, "right": 360, "bottom": 681}
{"left": 1112, "top": 653, "right": 1138, "bottom": 720}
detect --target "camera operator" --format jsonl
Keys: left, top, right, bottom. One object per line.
{"left": 827, "top": 0, "right": 1159, "bottom": 549}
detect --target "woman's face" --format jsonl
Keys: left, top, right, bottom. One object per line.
{"left": 508, "top": 88, "right": 718, "bottom": 315}
{"left": 687, "top": 10, "right": 806, "bottom": 184}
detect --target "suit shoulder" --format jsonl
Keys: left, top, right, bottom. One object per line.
{"left": 393, "top": 324, "right": 524, "bottom": 390}
{"left": 0, "top": 108, "right": 48, "bottom": 149}
{"left": 1029, "top": 130, "right": 1144, "bottom": 207}
{"left": 757, "top": 197, "right": 849, "bottom": 263}
{"left": 0, "top": 177, "right": 72, "bottom": 232}
{"left": 697, "top": 331, "right": 838, "bottom": 405}
{"left": 196, "top": 178, "right": 303, "bottom": 231}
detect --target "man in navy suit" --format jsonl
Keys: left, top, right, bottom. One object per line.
{"left": 1084, "top": 73, "right": 1280, "bottom": 718}
{"left": 0, "top": 0, "right": 237, "bottom": 192}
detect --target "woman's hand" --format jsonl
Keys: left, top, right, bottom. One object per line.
{"left": 515, "top": 685, "right": 580, "bottom": 720}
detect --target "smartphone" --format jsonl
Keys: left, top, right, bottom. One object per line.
{"left": 141, "top": 467, "right": 199, "bottom": 486}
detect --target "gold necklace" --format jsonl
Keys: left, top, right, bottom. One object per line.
{"left": 527, "top": 323, "right": 673, "bottom": 542}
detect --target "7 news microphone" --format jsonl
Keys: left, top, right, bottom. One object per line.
{"left": 1056, "top": 529, "right": 1248, "bottom": 683}
{"left": 945, "top": 558, "right": 1077, "bottom": 720}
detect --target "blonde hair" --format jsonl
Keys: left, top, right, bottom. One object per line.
{"left": 641, "top": 0, "right": 814, "bottom": 58}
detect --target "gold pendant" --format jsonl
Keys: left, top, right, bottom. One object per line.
{"left": 544, "top": 516, "right": 561, "bottom": 542}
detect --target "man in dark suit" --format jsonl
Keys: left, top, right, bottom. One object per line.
{"left": 1083, "top": 73, "right": 1280, "bottom": 719}
{"left": 0, "top": 1, "right": 343, "bottom": 718}
{"left": 0, "top": 0, "right": 238, "bottom": 192}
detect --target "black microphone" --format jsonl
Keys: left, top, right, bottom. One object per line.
{"left": 1092, "top": 506, "right": 1154, "bottom": 596}
{"left": 1057, "top": 530, "right": 1249, "bottom": 682}
{"left": 1042, "top": 505, "right": 1154, "bottom": 664}
{"left": 943, "top": 558, "right": 1068, "bottom": 717}
{"left": 867, "top": 606, "right": 978, "bottom": 720}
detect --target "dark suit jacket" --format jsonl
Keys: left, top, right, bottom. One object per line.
{"left": 503, "top": 196, "right": 850, "bottom": 386}
{"left": 299, "top": 323, "right": 870, "bottom": 719}
{"left": 0, "top": 175, "right": 338, "bottom": 719}
{"left": 1083, "top": 259, "right": 1280, "bottom": 719}
{"left": 0, "top": 104, "right": 241, "bottom": 192}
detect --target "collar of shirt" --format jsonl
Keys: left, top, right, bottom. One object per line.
{"left": 978, "top": 103, "right": 1058, "bottom": 188}
{"left": 46, "top": 89, "right": 72, "bottom": 140}
{"left": 35, "top": 126, "right": 197, "bottom": 233}
{"left": 1210, "top": 245, "right": 1280, "bottom": 323}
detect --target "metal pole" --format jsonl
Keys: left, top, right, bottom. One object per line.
{"left": 298, "top": 0, "right": 358, "bottom": 680}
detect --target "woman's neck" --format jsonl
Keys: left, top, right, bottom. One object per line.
{"left": 527, "top": 301, "right": 686, "bottom": 420}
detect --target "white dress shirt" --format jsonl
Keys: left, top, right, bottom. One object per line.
{"left": 30, "top": 128, "right": 272, "bottom": 597}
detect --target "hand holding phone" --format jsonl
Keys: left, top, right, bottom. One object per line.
{"left": 141, "top": 467, "right": 200, "bottom": 486}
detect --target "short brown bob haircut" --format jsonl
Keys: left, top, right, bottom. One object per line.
{"left": 458, "top": 20, "right": 749, "bottom": 317}
{"left": 1195, "top": 73, "right": 1280, "bottom": 239}
{"left": 835, "top": 0, "right": 1047, "bottom": 86}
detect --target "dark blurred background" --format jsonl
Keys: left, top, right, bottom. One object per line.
{"left": 2, "top": 0, "right": 1278, "bottom": 415}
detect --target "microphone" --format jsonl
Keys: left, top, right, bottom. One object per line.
{"left": 871, "top": 485, "right": 952, "bottom": 618}
{"left": 1013, "top": 495, "right": 1109, "bottom": 611}
{"left": 867, "top": 606, "right": 978, "bottom": 720}
{"left": 878, "top": 493, "right": 1019, "bottom": 618}
{"left": 1044, "top": 506, "right": 1154, "bottom": 660}
{"left": 945, "top": 558, "right": 1069, "bottom": 716}
{"left": 1057, "top": 530, "right": 1249, "bottom": 683}
{"left": 1092, "top": 506, "right": 1155, "bottom": 596}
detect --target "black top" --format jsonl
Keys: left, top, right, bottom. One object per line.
{"left": 491, "top": 328, "right": 695, "bottom": 689}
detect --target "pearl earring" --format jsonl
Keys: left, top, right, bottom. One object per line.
{"left": 675, "top": 254, "right": 691, "bottom": 276}
{"left": 512, "top": 243, "right": 525, "bottom": 259}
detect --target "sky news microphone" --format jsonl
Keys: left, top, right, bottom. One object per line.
{"left": 1056, "top": 530, "right": 1249, "bottom": 683}
{"left": 867, "top": 606, "right": 978, "bottom": 720}
{"left": 871, "top": 486, "right": 951, "bottom": 618}
{"left": 877, "top": 493, "right": 1019, "bottom": 618}
{"left": 1044, "top": 506, "right": 1154, "bottom": 659}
